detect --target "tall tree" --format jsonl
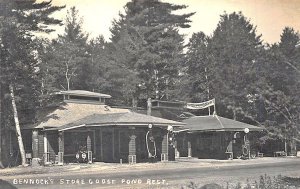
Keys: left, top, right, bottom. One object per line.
{"left": 258, "top": 27, "right": 300, "bottom": 152}
{"left": 59, "top": 6, "right": 88, "bottom": 44}
{"left": 186, "top": 12, "right": 263, "bottom": 120}
{"left": 84, "top": 36, "right": 126, "bottom": 104}
{"left": 0, "top": 0, "right": 63, "bottom": 167}
{"left": 108, "top": 0, "right": 194, "bottom": 106}
{"left": 185, "top": 12, "right": 299, "bottom": 153}
{"left": 184, "top": 32, "right": 211, "bottom": 103}
{"left": 39, "top": 6, "right": 88, "bottom": 96}
{"left": 84, "top": 35, "right": 109, "bottom": 92}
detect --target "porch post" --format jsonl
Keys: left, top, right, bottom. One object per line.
{"left": 32, "top": 130, "right": 39, "bottom": 166}
{"left": 128, "top": 127, "right": 136, "bottom": 164}
{"left": 188, "top": 139, "right": 192, "bottom": 158}
{"left": 174, "top": 140, "right": 180, "bottom": 159}
{"left": 58, "top": 131, "right": 64, "bottom": 165}
{"left": 44, "top": 132, "right": 50, "bottom": 164}
{"left": 87, "top": 131, "right": 92, "bottom": 163}
{"left": 161, "top": 132, "right": 168, "bottom": 161}
{"left": 32, "top": 130, "right": 39, "bottom": 158}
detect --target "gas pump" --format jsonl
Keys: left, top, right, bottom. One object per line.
{"left": 75, "top": 145, "right": 88, "bottom": 163}
{"left": 146, "top": 124, "right": 157, "bottom": 159}
{"left": 243, "top": 128, "right": 251, "bottom": 159}
{"left": 167, "top": 125, "right": 176, "bottom": 161}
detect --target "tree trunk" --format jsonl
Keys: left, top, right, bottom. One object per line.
{"left": 0, "top": 85, "right": 4, "bottom": 168}
{"left": 233, "top": 109, "right": 237, "bottom": 120}
{"left": 66, "top": 78, "right": 70, "bottom": 91}
{"left": 284, "top": 138, "right": 287, "bottom": 155}
{"left": 132, "top": 97, "right": 137, "bottom": 111}
{"left": 284, "top": 125, "right": 287, "bottom": 155}
{"left": 9, "top": 84, "right": 27, "bottom": 166}
{"left": 147, "top": 98, "right": 152, "bottom": 116}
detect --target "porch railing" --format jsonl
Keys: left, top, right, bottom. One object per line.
{"left": 128, "top": 155, "right": 136, "bottom": 164}
{"left": 161, "top": 153, "right": 168, "bottom": 162}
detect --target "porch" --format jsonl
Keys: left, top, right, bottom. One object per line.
{"left": 175, "top": 115, "right": 264, "bottom": 160}
{"left": 30, "top": 112, "right": 184, "bottom": 165}
{"left": 175, "top": 131, "right": 261, "bottom": 159}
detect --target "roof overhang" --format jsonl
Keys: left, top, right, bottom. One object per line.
{"left": 187, "top": 128, "right": 264, "bottom": 133}
{"left": 57, "top": 90, "right": 111, "bottom": 98}
{"left": 44, "top": 122, "right": 185, "bottom": 132}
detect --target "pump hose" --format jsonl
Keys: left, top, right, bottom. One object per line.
{"left": 146, "top": 131, "right": 157, "bottom": 158}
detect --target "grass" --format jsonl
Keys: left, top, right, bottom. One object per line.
{"left": 182, "top": 174, "right": 300, "bottom": 189}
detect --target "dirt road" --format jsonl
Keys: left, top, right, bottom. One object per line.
{"left": 1, "top": 157, "right": 300, "bottom": 189}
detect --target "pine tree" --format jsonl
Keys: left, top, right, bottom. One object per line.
{"left": 185, "top": 32, "right": 211, "bottom": 102}
{"left": 187, "top": 12, "right": 263, "bottom": 120}
{"left": 259, "top": 28, "right": 300, "bottom": 152}
{"left": 0, "top": 20, "right": 38, "bottom": 167}
{"left": 39, "top": 6, "right": 88, "bottom": 95}
{"left": 108, "top": 0, "right": 194, "bottom": 106}
{"left": 0, "top": 0, "right": 63, "bottom": 167}
{"left": 85, "top": 36, "right": 122, "bottom": 100}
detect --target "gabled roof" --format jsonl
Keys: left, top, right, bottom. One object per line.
{"left": 58, "top": 90, "right": 111, "bottom": 98}
{"left": 182, "top": 115, "right": 263, "bottom": 132}
{"left": 28, "top": 103, "right": 129, "bottom": 129}
{"left": 46, "top": 112, "right": 186, "bottom": 131}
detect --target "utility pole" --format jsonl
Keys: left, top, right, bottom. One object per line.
{"left": 205, "top": 67, "right": 211, "bottom": 115}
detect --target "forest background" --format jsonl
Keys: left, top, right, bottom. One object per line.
{"left": 0, "top": 0, "right": 299, "bottom": 166}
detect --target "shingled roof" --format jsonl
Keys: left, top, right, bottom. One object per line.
{"left": 29, "top": 103, "right": 129, "bottom": 129}
{"left": 182, "top": 115, "right": 263, "bottom": 132}
{"left": 46, "top": 112, "right": 185, "bottom": 131}
{"left": 58, "top": 90, "right": 111, "bottom": 98}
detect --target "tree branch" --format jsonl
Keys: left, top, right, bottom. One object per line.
{"left": 284, "top": 60, "right": 300, "bottom": 75}
{"left": 264, "top": 99, "right": 293, "bottom": 123}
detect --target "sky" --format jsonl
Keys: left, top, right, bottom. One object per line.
{"left": 48, "top": 0, "right": 300, "bottom": 44}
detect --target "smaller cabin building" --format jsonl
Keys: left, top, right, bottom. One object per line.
{"left": 176, "top": 115, "right": 263, "bottom": 159}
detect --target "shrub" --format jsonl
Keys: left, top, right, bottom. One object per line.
{"left": 182, "top": 174, "right": 300, "bottom": 189}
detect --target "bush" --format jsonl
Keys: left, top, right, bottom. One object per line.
{"left": 182, "top": 175, "right": 300, "bottom": 189}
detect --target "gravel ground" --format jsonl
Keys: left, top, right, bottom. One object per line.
{"left": 0, "top": 157, "right": 297, "bottom": 177}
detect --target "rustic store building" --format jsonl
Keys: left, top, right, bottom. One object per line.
{"left": 22, "top": 90, "right": 185, "bottom": 165}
